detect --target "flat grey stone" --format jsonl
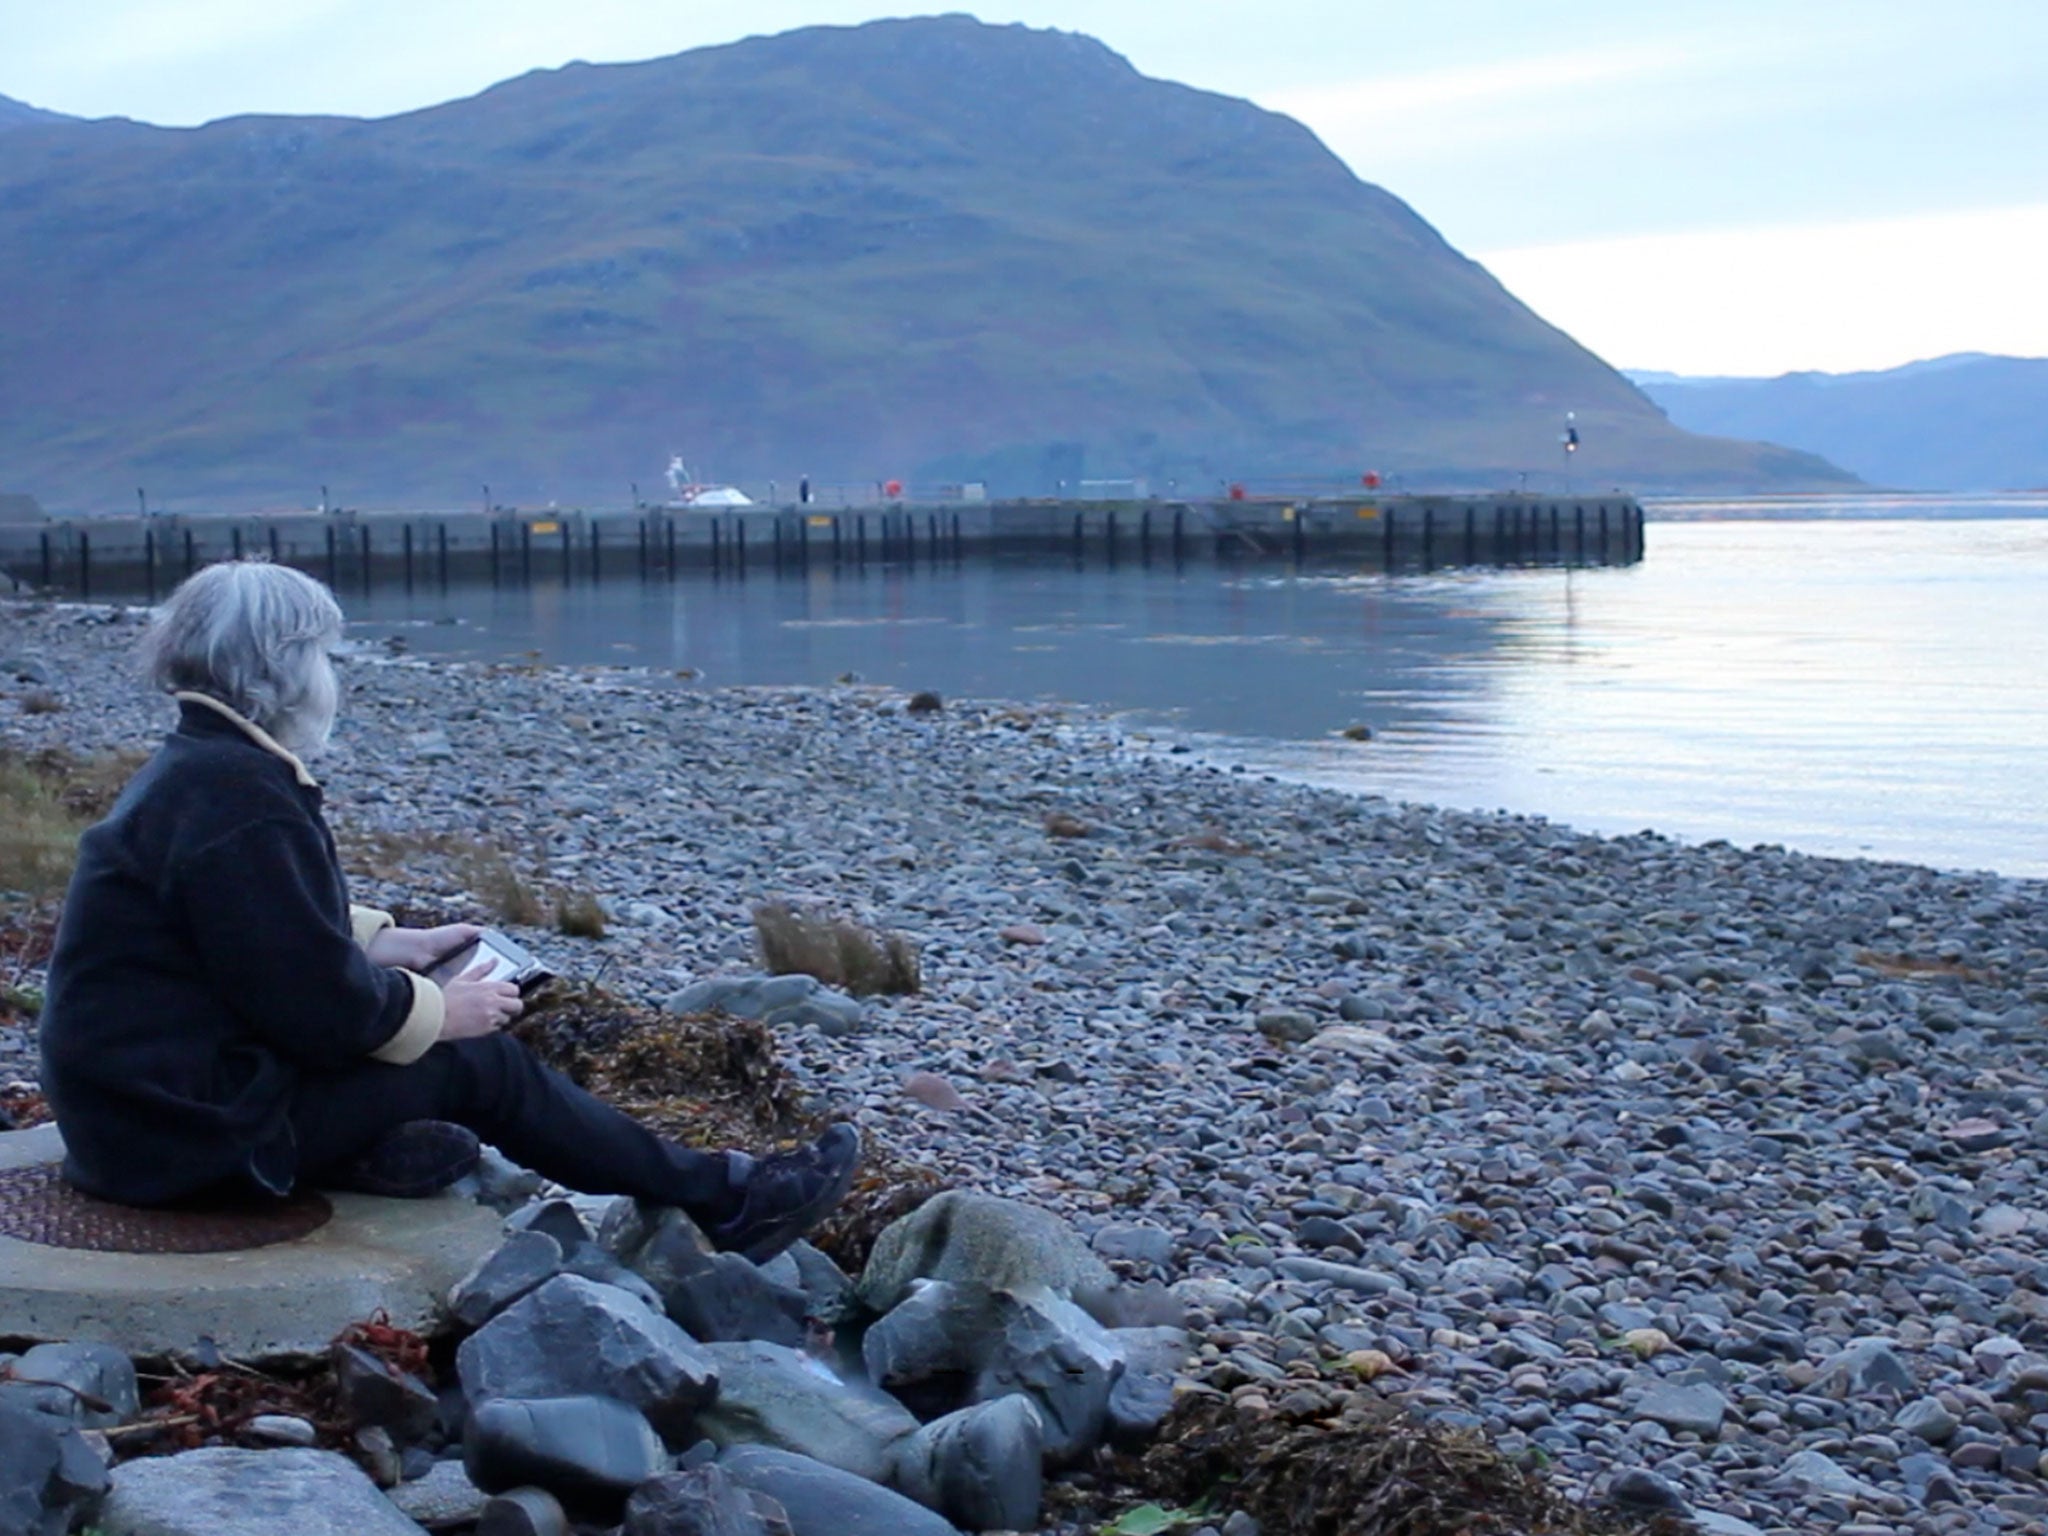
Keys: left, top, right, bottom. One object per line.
{"left": 385, "top": 1461, "right": 487, "bottom": 1529}
{"left": 1272, "top": 1257, "right": 1399, "bottom": 1296}
{"left": 855, "top": 1192, "right": 1113, "bottom": 1313}
{"left": 1253, "top": 1010, "right": 1318, "bottom": 1043}
{"left": 667, "top": 975, "right": 822, "bottom": 1021}
{"left": 1091, "top": 1224, "right": 1175, "bottom": 1268}
{"left": 100, "top": 1447, "right": 425, "bottom": 1535}
{"left": 1691, "top": 1514, "right": 1767, "bottom": 1536}
{"left": 1777, "top": 1449, "right": 1888, "bottom": 1502}
{"left": 1895, "top": 1395, "right": 1958, "bottom": 1443}
{"left": 1809, "top": 1337, "right": 1916, "bottom": 1399}
{"left": 697, "top": 1340, "right": 919, "bottom": 1484}
{"left": 464, "top": 1396, "right": 666, "bottom": 1505}
{"left": 761, "top": 996, "right": 866, "bottom": 1037}
{"left": 1608, "top": 1466, "right": 1689, "bottom": 1511}
{"left": 1440, "top": 1255, "right": 1529, "bottom": 1298}
{"left": 716, "top": 1446, "right": 959, "bottom": 1536}
{"left": 245, "top": 1415, "right": 319, "bottom": 1447}
{"left": 1634, "top": 1382, "right": 1725, "bottom": 1437}
{"left": 0, "top": 1125, "right": 502, "bottom": 1362}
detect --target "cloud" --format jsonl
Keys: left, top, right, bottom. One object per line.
{"left": 1257, "top": 37, "right": 1733, "bottom": 170}
{"left": 20, "top": 0, "right": 354, "bottom": 77}
{"left": 1476, "top": 204, "right": 2048, "bottom": 375}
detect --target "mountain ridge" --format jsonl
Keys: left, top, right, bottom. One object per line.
{"left": 0, "top": 92, "right": 76, "bottom": 130}
{"left": 1633, "top": 354, "right": 2046, "bottom": 491}
{"left": 0, "top": 17, "right": 1852, "bottom": 511}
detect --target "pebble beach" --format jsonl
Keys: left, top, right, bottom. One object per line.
{"left": 5, "top": 599, "right": 2048, "bottom": 1536}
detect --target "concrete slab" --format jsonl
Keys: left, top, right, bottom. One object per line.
{"left": 0, "top": 1124, "right": 503, "bottom": 1362}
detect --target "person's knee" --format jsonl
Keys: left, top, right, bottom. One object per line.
{"left": 438, "top": 1031, "right": 536, "bottom": 1101}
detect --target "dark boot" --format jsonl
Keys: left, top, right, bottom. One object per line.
{"left": 706, "top": 1124, "right": 861, "bottom": 1264}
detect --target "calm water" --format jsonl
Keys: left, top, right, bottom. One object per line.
{"left": 344, "top": 504, "right": 2048, "bottom": 879}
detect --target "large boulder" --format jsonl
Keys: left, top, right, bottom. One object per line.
{"left": 892, "top": 1395, "right": 1043, "bottom": 1532}
{"left": 0, "top": 1400, "right": 108, "bottom": 1536}
{"left": 855, "top": 1193, "right": 1113, "bottom": 1314}
{"left": 456, "top": 1275, "right": 718, "bottom": 1444}
{"left": 859, "top": 1281, "right": 1003, "bottom": 1416}
{"left": 631, "top": 1220, "right": 808, "bottom": 1348}
{"left": 716, "top": 1446, "right": 959, "bottom": 1536}
{"left": 971, "top": 1285, "right": 1126, "bottom": 1465}
{"left": 98, "top": 1447, "right": 417, "bottom": 1536}
{"left": 696, "top": 1341, "right": 919, "bottom": 1485}
{"left": 448, "top": 1231, "right": 567, "bottom": 1330}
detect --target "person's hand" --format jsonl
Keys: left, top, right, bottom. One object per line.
{"left": 367, "top": 923, "right": 481, "bottom": 973}
{"left": 440, "top": 962, "right": 523, "bottom": 1041}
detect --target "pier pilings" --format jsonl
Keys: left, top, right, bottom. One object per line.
{"left": 0, "top": 495, "right": 1645, "bottom": 597}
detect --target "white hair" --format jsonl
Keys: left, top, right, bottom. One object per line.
{"left": 142, "top": 560, "right": 345, "bottom": 756}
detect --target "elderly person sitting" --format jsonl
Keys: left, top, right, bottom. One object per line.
{"left": 38, "top": 560, "right": 857, "bottom": 1262}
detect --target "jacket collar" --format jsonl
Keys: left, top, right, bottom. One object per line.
{"left": 173, "top": 691, "right": 319, "bottom": 789}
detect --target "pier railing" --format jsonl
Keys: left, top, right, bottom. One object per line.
{"left": 0, "top": 494, "right": 1643, "bottom": 599}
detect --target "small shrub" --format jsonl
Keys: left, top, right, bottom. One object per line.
{"left": 753, "top": 900, "right": 921, "bottom": 997}
{"left": 19, "top": 690, "right": 61, "bottom": 715}
{"left": 905, "top": 690, "right": 943, "bottom": 714}
{"left": 555, "top": 889, "right": 607, "bottom": 939}
{"left": 452, "top": 844, "right": 547, "bottom": 927}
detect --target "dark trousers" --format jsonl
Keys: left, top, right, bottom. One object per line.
{"left": 287, "top": 1034, "right": 731, "bottom": 1214}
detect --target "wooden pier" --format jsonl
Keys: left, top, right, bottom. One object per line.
{"left": 0, "top": 494, "right": 1643, "bottom": 599}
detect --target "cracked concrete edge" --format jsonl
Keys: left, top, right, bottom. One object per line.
{"left": 0, "top": 1123, "right": 504, "bottom": 1361}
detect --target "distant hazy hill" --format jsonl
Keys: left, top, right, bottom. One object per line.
{"left": 0, "top": 18, "right": 1851, "bottom": 511}
{"left": 1633, "top": 354, "right": 2047, "bottom": 492}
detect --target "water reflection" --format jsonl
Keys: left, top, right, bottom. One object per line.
{"left": 346, "top": 518, "right": 2048, "bottom": 877}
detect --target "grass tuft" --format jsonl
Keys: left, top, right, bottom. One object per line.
{"left": 554, "top": 889, "right": 607, "bottom": 939}
{"left": 753, "top": 900, "right": 921, "bottom": 997}
{"left": 0, "top": 751, "right": 102, "bottom": 903}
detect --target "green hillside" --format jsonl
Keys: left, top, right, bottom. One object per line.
{"left": 0, "top": 18, "right": 1853, "bottom": 511}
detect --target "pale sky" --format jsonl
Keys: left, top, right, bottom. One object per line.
{"left": 4, "top": 0, "right": 2043, "bottom": 377}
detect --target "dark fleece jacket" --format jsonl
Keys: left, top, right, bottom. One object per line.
{"left": 39, "top": 697, "right": 433, "bottom": 1204}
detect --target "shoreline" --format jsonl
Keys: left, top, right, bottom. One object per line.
{"left": 6, "top": 598, "right": 2048, "bottom": 1534}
